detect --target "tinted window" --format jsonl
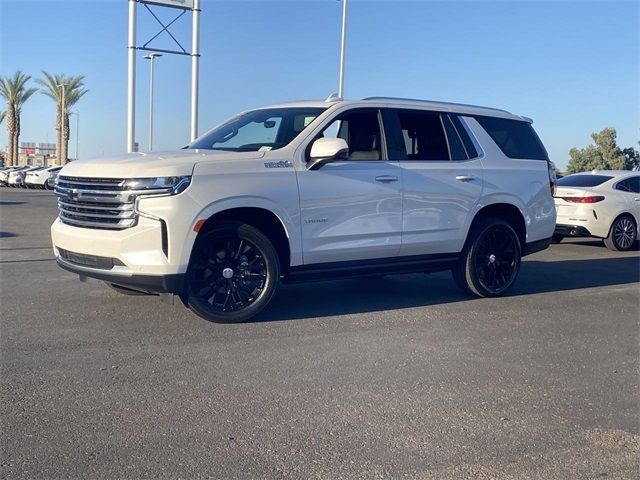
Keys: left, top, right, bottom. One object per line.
{"left": 442, "top": 115, "right": 468, "bottom": 160}
{"left": 557, "top": 174, "right": 613, "bottom": 187}
{"left": 315, "top": 109, "right": 382, "bottom": 161}
{"left": 615, "top": 176, "right": 640, "bottom": 193}
{"left": 450, "top": 115, "right": 478, "bottom": 158}
{"left": 382, "top": 109, "right": 450, "bottom": 161}
{"left": 476, "top": 116, "right": 548, "bottom": 160}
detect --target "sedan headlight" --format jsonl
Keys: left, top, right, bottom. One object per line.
{"left": 122, "top": 176, "right": 191, "bottom": 196}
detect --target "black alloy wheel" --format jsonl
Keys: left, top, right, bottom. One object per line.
{"left": 604, "top": 215, "right": 637, "bottom": 251}
{"left": 186, "top": 222, "right": 280, "bottom": 323}
{"left": 453, "top": 217, "right": 522, "bottom": 297}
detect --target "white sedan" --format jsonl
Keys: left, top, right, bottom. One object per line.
{"left": 554, "top": 170, "right": 639, "bottom": 251}
{"left": 7, "top": 166, "right": 44, "bottom": 187}
{"left": 25, "top": 165, "right": 62, "bottom": 189}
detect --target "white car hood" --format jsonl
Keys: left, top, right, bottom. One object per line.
{"left": 59, "top": 150, "right": 266, "bottom": 179}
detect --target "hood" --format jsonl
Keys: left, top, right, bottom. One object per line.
{"left": 59, "top": 149, "right": 266, "bottom": 179}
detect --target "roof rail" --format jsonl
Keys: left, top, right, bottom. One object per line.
{"left": 361, "top": 96, "right": 511, "bottom": 114}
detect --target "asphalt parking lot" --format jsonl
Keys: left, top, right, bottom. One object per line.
{"left": 1, "top": 187, "right": 638, "bottom": 479}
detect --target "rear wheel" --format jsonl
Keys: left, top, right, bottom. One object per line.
{"left": 185, "top": 222, "right": 280, "bottom": 323}
{"left": 551, "top": 234, "right": 564, "bottom": 244}
{"left": 604, "top": 215, "right": 637, "bottom": 251}
{"left": 452, "top": 217, "right": 522, "bottom": 297}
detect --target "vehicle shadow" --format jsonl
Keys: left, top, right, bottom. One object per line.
{"left": 254, "top": 256, "right": 640, "bottom": 322}
{"left": 562, "top": 239, "right": 640, "bottom": 250}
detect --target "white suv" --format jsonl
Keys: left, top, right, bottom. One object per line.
{"left": 51, "top": 97, "right": 557, "bottom": 323}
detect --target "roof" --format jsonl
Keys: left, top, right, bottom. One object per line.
{"left": 582, "top": 170, "right": 639, "bottom": 177}
{"left": 257, "top": 96, "right": 529, "bottom": 122}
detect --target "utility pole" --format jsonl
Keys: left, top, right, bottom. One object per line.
{"left": 74, "top": 110, "right": 80, "bottom": 160}
{"left": 338, "top": 0, "right": 348, "bottom": 99}
{"left": 144, "top": 53, "right": 162, "bottom": 151}
{"left": 127, "top": 0, "right": 137, "bottom": 153}
{"left": 190, "top": 0, "right": 201, "bottom": 141}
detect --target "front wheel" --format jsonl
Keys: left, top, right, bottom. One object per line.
{"left": 452, "top": 217, "right": 522, "bottom": 297}
{"left": 551, "top": 234, "right": 564, "bottom": 244}
{"left": 604, "top": 215, "right": 637, "bottom": 251}
{"left": 185, "top": 222, "right": 280, "bottom": 323}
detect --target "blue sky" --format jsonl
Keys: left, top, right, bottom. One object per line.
{"left": 1, "top": 0, "right": 638, "bottom": 170}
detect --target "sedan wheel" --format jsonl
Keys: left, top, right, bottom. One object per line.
{"left": 605, "top": 215, "right": 637, "bottom": 251}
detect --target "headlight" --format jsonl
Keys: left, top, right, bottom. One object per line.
{"left": 122, "top": 176, "right": 191, "bottom": 196}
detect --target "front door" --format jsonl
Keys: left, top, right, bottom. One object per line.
{"left": 296, "top": 109, "right": 403, "bottom": 265}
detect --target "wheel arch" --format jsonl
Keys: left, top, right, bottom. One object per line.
{"left": 191, "top": 206, "right": 292, "bottom": 275}
{"left": 607, "top": 211, "right": 639, "bottom": 237}
{"left": 469, "top": 202, "right": 527, "bottom": 249}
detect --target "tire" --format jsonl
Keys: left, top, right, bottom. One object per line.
{"left": 551, "top": 234, "right": 564, "bottom": 244}
{"left": 106, "top": 282, "right": 153, "bottom": 296}
{"left": 452, "top": 217, "right": 522, "bottom": 297}
{"left": 185, "top": 222, "right": 280, "bottom": 323}
{"left": 604, "top": 215, "right": 637, "bottom": 251}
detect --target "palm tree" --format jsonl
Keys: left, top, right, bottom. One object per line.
{"left": 0, "top": 111, "right": 5, "bottom": 166}
{"left": 37, "top": 72, "right": 88, "bottom": 164}
{"left": 0, "top": 72, "right": 37, "bottom": 166}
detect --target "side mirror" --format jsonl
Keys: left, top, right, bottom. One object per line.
{"left": 307, "top": 137, "right": 349, "bottom": 170}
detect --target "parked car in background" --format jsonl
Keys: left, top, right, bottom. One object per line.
{"left": 8, "top": 166, "right": 44, "bottom": 187}
{"left": 0, "top": 166, "right": 25, "bottom": 185}
{"left": 554, "top": 170, "right": 639, "bottom": 251}
{"left": 46, "top": 169, "right": 60, "bottom": 190}
{"left": 25, "top": 166, "right": 62, "bottom": 189}
{"left": 5, "top": 166, "right": 32, "bottom": 186}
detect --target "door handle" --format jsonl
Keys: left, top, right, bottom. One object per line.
{"left": 455, "top": 175, "right": 476, "bottom": 182}
{"left": 375, "top": 175, "right": 398, "bottom": 183}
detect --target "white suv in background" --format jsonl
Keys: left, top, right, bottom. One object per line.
{"left": 51, "top": 97, "right": 556, "bottom": 323}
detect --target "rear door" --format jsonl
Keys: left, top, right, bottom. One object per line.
{"left": 382, "top": 109, "right": 484, "bottom": 256}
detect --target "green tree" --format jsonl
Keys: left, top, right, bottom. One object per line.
{"left": 0, "top": 72, "right": 37, "bottom": 166}
{"left": 567, "top": 128, "right": 639, "bottom": 173}
{"left": 0, "top": 111, "right": 5, "bottom": 125}
{"left": 37, "top": 72, "right": 88, "bottom": 165}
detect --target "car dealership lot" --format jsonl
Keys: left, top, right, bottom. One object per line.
{"left": 1, "top": 188, "right": 638, "bottom": 479}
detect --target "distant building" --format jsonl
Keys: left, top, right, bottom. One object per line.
{"left": 18, "top": 141, "right": 58, "bottom": 166}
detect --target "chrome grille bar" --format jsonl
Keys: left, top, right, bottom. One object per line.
{"left": 55, "top": 176, "right": 170, "bottom": 230}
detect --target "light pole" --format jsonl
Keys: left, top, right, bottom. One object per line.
{"left": 69, "top": 110, "right": 80, "bottom": 160}
{"left": 57, "top": 83, "right": 68, "bottom": 164}
{"left": 338, "top": 0, "right": 348, "bottom": 99}
{"left": 144, "top": 52, "right": 162, "bottom": 151}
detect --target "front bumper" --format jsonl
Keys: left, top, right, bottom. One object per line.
{"left": 51, "top": 216, "right": 182, "bottom": 276}
{"left": 56, "top": 255, "right": 184, "bottom": 294}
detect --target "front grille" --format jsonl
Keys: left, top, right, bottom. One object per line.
{"left": 55, "top": 176, "right": 137, "bottom": 229}
{"left": 54, "top": 176, "right": 171, "bottom": 230}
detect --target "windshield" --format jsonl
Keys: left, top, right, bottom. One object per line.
{"left": 188, "top": 107, "right": 326, "bottom": 152}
